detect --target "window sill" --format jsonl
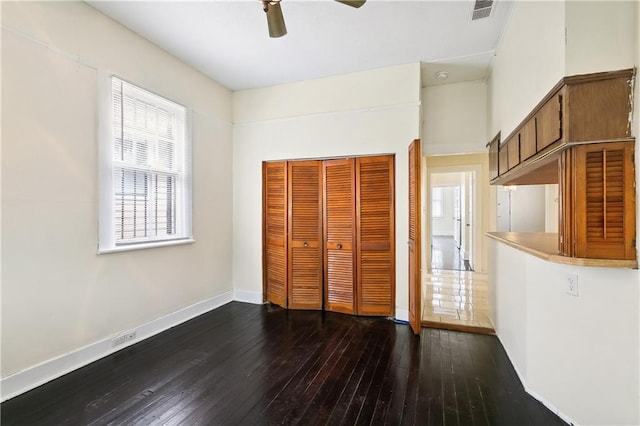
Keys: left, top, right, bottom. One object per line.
{"left": 97, "top": 238, "right": 195, "bottom": 254}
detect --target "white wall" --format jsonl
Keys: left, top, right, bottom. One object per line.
{"left": 488, "top": 1, "right": 639, "bottom": 424}
{"left": 488, "top": 1, "right": 565, "bottom": 138}
{"left": 544, "top": 184, "right": 559, "bottom": 233}
{"left": 1, "top": 1, "right": 233, "bottom": 396}
{"left": 510, "top": 185, "right": 546, "bottom": 233}
{"left": 232, "top": 63, "right": 421, "bottom": 319}
{"left": 489, "top": 240, "right": 639, "bottom": 425}
{"left": 565, "top": 1, "right": 637, "bottom": 75}
{"left": 422, "top": 80, "right": 487, "bottom": 155}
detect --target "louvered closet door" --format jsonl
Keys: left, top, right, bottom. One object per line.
{"left": 288, "top": 160, "right": 323, "bottom": 309}
{"left": 323, "top": 158, "right": 356, "bottom": 315}
{"left": 356, "top": 156, "right": 395, "bottom": 316}
{"left": 263, "top": 161, "right": 288, "bottom": 308}
{"left": 408, "top": 140, "right": 422, "bottom": 335}
{"left": 574, "top": 142, "right": 636, "bottom": 260}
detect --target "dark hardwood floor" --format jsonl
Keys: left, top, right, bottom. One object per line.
{"left": 1, "top": 302, "right": 565, "bottom": 425}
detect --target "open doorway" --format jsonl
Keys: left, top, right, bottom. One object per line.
{"left": 430, "top": 172, "right": 474, "bottom": 271}
{"left": 422, "top": 156, "right": 493, "bottom": 334}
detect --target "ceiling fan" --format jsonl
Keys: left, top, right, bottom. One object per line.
{"left": 262, "top": 0, "right": 367, "bottom": 38}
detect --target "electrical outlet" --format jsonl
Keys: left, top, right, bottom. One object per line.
{"left": 112, "top": 330, "right": 137, "bottom": 347}
{"left": 565, "top": 273, "right": 579, "bottom": 296}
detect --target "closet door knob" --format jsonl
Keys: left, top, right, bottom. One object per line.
{"left": 303, "top": 242, "right": 308, "bottom": 247}
{"left": 337, "top": 243, "right": 343, "bottom": 249}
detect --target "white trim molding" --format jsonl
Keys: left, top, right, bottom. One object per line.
{"left": 496, "top": 334, "right": 576, "bottom": 426}
{"left": 395, "top": 309, "right": 409, "bottom": 322}
{"left": 0, "top": 291, "right": 234, "bottom": 402}
{"left": 233, "top": 291, "right": 264, "bottom": 304}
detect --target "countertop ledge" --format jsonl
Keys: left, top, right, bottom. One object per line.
{"left": 486, "top": 232, "right": 638, "bottom": 269}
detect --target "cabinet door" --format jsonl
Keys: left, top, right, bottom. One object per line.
{"left": 498, "top": 144, "right": 509, "bottom": 175}
{"left": 323, "top": 158, "right": 356, "bottom": 315}
{"left": 263, "top": 161, "right": 288, "bottom": 308}
{"left": 574, "top": 142, "right": 636, "bottom": 260}
{"left": 288, "top": 160, "right": 323, "bottom": 310}
{"left": 356, "top": 155, "right": 395, "bottom": 316}
{"left": 520, "top": 118, "right": 537, "bottom": 161}
{"left": 488, "top": 135, "right": 500, "bottom": 181}
{"left": 536, "top": 92, "right": 562, "bottom": 151}
{"left": 507, "top": 136, "right": 520, "bottom": 170}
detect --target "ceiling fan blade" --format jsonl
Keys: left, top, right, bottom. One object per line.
{"left": 265, "top": 1, "right": 287, "bottom": 38}
{"left": 335, "top": 0, "right": 366, "bottom": 8}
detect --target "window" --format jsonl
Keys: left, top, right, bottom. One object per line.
{"left": 99, "top": 77, "right": 192, "bottom": 252}
{"left": 432, "top": 187, "right": 444, "bottom": 218}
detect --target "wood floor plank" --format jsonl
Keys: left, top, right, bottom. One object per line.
{"left": 1, "top": 302, "right": 567, "bottom": 426}
{"left": 379, "top": 327, "right": 413, "bottom": 425}
{"left": 398, "top": 334, "right": 421, "bottom": 425}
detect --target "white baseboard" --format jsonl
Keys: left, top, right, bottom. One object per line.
{"left": 233, "top": 290, "right": 263, "bottom": 304}
{"left": 494, "top": 332, "right": 576, "bottom": 425}
{"left": 395, "top": 309, "right": 409, "bottom": 322}
{"left": 0, "top": 290, "right": 234, "bottom": 402}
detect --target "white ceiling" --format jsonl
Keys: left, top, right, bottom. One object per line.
{"left": 87, "top": 0, "right": 514, "bottom": 91}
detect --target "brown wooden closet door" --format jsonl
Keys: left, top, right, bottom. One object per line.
{"left": 288, "top": 160, "right": 323, "bottom": 309}
{"left": 408, "top": 140, "right": 421, "bottom": 335}
{"left": 323, "top": 158, "right": 356, "bottom": 314}
{"left": 356, "top": 156, "right": 395, "bottom": 316}
{"left": 263, "top": 161, "right": 288, "bottom": 308}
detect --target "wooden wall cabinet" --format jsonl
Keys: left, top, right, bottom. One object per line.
{"left": 263, "top": 155, "right": 395, "bottom": 316}
{"left": 489, "top": 69, "right": 634, "bottom": 186}
{"left": 488, "top": 69, "right": 637, "bottom": 264}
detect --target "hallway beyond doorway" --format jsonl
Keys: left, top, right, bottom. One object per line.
{"left": 431, "top": 235, "right": 472, "bottom": 271}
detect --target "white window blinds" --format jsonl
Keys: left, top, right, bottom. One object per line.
{"left": 100, "top": 77, "right": 191, "bottom": 251}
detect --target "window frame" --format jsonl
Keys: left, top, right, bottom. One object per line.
{"left": 98, "top": 73, "right": 193, "bottom": 254}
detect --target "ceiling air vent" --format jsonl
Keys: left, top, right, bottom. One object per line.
{"left": 471, "top": 0, "right": 493, "bottom": 21}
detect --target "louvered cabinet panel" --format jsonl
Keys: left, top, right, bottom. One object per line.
{"left": 356, "top": 156, "right": 395, "bottom": 316}
{"left": 263, "top": 161, "right": 288, "bottom": 307}
{"left": 288, "top": 160, "right": 323, "bottom": 309}
{"left": 323, "top": 158, "right": 356, "bottom": 314}
{"left": 574, "top": 142, "right": 636, "bottom": 260}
